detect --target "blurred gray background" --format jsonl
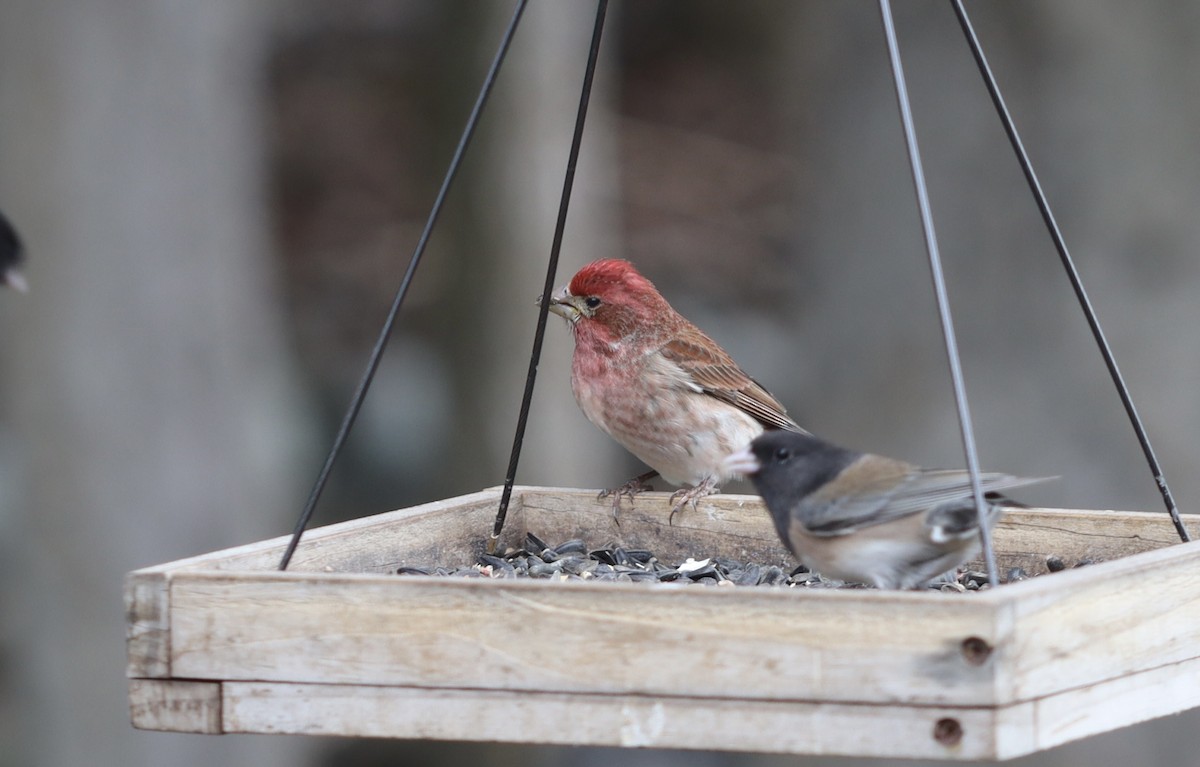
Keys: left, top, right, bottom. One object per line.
{"left": 0, "top": 1, "right": 1197, "bottom": 765}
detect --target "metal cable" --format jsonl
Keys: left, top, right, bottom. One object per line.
{"left": 878, "top": 0, "right": 1001, "bottom": 586}
{"left": 489, "top": 0, "right": 610, "bottom": 552}
{"left": 949, "top": 0, "right": 1189, "bottom": 543}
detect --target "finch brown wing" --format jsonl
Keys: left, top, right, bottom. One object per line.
{"left": 660, "top": 329, "right": 804, "bottom": 433}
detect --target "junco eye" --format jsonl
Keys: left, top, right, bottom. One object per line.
{"left": 774, "top": 447, "right": 791, "bottom": 461}
{"left": 585, "top": 296, "right": 602, "bottom": 309}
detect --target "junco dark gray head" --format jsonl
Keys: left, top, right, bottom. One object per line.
{"left": 724, "top": 430, "right": 1048, "bottom": 589}
{"left": 0, "top": 210, "right": 27, "bottom": 293}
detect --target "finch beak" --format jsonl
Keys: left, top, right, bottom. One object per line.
{"left": 546, "top": 287, "right": 581, "bottom": 323}
{"left": 722, "top": 447, "right": 761, "bottom": 479}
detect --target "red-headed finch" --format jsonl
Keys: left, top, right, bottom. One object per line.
{"left": 547, "top": 258, "right": 805, "bottom": 521}
{"left": 724, "top": 430, "right": 1049, "bottom": 589}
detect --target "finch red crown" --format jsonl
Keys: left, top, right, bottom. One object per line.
{"left": 568, "top": 259, "right": 659, "bottom": 302}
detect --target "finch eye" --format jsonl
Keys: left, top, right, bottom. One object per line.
{"left": 774, "top": 447, "right": 791, "bottom": 461}
{"left": 585, "top": 296, "right": 602, "bottom": 309}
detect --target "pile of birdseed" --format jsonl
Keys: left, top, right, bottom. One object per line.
{"left": 393, "top": 532, "right": 1094, "bottom": 591}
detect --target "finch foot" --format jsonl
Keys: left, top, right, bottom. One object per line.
{"left": 598, "top": 470, "right": 659, "bottom": 523}
{"left": 668, "top": 477, "right": 720, "bottom": 525}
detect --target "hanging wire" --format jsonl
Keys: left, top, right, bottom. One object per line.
{"left": 278, "top": 0, "right": 529, "bottom": 571}
{"left": 878, "top": 0, "right": 1001, "bottom": 586}
{"left": 949, "top": 1, "right": 1190, "bottom": 544}
{"left": 489, "top": 0, "right": 610, "bottom": 554}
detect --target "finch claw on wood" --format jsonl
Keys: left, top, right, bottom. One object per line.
{"left": 547, "top": 259, "right": 806, "bottom": 523}
{"left": 597, "top": 470, "right": 659, "bottom": 523}
{"left": 667, "top": 476, "right": 720, "bottom": 526}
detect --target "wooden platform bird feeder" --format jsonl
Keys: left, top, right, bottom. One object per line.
{"left": 126, "top": 486, "right": 1200, "bottom": 761}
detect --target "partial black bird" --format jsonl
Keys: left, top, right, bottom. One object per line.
{"left": 0, "top": 210, "right": 27, "bottom": 292}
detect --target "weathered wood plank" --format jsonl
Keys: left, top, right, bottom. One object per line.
{"left": 995, "top": 538, "right": 1200, "bottom": 702}
{"left": 215, "top": 654, "right": 1200, "bottom": 760}
{"left": 124, "top": 571, "right": 171, "bottom": 678}
{"left": 162, "top": 537, "right": 1200, "bottom": 710}
{"left": 988, "top": 507, "right": 1191, "bottom": 575}
{"left": 169, "top": 570, "right": 1003, "bottom": 706}
{"left": 220, "top": 681, "right": 1004, "bottom": 760}
{"left": 1018, "top": 654, "right": 1200, "bottom": 758}
{"left": 129, "top": 679, "right": 222, "bottom": 734}
{"left": 130, "top": 487, "right": 512, "bottom": 576}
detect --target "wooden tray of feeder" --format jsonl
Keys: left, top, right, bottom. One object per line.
{"left": 125, "top": 486, "right": 1200, "bottom": 761}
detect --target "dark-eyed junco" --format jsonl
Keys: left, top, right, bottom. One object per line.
{"left": 723, "top": 430, "right": 1048, "bottom": 589}
{"left": 0, "top": 210, "right": 27, "bottom": 292}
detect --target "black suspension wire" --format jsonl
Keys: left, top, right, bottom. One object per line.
{"left": 489, "top": 0, "right": 609, "bottom": 554}
{"left": 949, "top": 1, "right": 1190, "bottom": 544}
{"left": 878, "top": 0, "right": 1001, "bottom": 586}
{"left": 278, "top": 0, "right": 529, "bottom": 571}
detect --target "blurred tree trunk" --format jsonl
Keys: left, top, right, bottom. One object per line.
{"left": 0, "top": 1, "right": 314, "bottom": 765}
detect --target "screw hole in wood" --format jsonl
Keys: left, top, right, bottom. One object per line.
{"left": 961, "top": 635, "right": 993, "bottom": 666}
{"left": 933, "top": 717, "right": 964, "bottom": 747}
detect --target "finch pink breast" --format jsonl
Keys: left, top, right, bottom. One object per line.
{"left": 547, "top": 258, "right": 805, "bottom": 519}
